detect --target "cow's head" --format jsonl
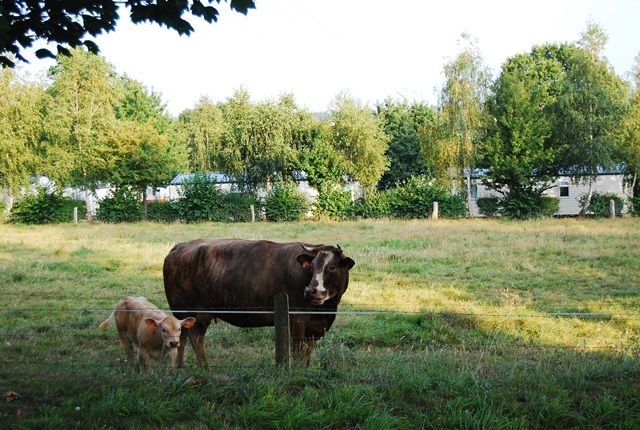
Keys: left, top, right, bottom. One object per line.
{"left": 297, "top": 244, "right": 355, "bottom": 305}
{"left": 145, "top": 316, "right": 196, "bottom": 349}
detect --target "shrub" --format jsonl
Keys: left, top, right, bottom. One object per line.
{"left": 265, "top": 185, "right": 308, "bottom": 222}
{"left": 220, "top": 193, "right": 261, "bottom": 222}
{"left": 352, "top": 191, "right": 392, "bottom": 219}
{"left": 10, "top": 189, "right": 84, "bottom": 224}
{"left": 579, "top": 192, "right": 624, "bottom": 218}
{"left": 388, "top": 176, "right": 467, "bottom": 219}
{"left": 176, "top": 173, "right": 226, "bottom": 223}
{"left": 630, "top": 197, "right": 640, "bottom": 217}
{"left": 476, "top": 197, "right": 501, "bottom": 218}
{"left": 500, "top": 190, "right": 558, "bottom": 220}
{"left": 315, "top": 186, "right": 354, "bottom": 220}
{"left": 147, "top": 201, "right": 180, "bottom": 222}
{"left": 96, "top": 188, "right": 143, "bottom": 223}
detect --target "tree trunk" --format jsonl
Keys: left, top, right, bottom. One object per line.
{"left": 466, "top": 169, "right": 474, "bottom": 218}
{"left": 578, "top": 178, "right": 594, "bottom": 217}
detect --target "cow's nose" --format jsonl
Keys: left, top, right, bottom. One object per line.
{"left": 168, "top": 340, "right": 179, "bottom": 348}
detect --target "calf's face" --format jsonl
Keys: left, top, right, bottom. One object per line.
{"left": 297, "top": 246, "right": 355, "bottom": 305}
{"left": 145, "top": 316, "right": 196, "bottom": 349}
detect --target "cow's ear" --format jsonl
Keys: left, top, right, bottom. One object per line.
{"left": 296, "top": 254, "right": 314, "bottom": 268}
{"left": 182, "top": 317, "right": 196, "bottom": 329}
{"left": 145, "top": 318, "right": 159, "bottom": 332}
{"left": 342, "top": 257, "right": 355, "bottom": 270}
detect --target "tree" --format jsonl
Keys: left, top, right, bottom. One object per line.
{"left": 40, "top": 48, "right": 122, "bottom": 219}
{"left": 218, "top": 88, "right": 311, "bottom": 191}
{"left": 0, "top": 66, "right": 46, "bottom": 210}
{"left": 109, "top": 77, "right": 188, "bottom": 214}
{"left": 375, "top": 99, "right": 435, "bottom": 189}
{"left": 438, "top": 33, "right": 492, "bottom": 214}
{"left": 551, "top": 23, "right": 628, "bottom": 214}
{"left": 1, "top": 0, "right": 256, "bottom": 68}
{"left": 622, "top": 52, "right": 640, "bottom": 197}
{"left": 482, "top": 46, "right": 564, "bottom": 199}
{"left": 179, "top": 96, "right": 226, "bottom": 172}
{"left": 327, "top": 92, "right": 390, "bottom": 193}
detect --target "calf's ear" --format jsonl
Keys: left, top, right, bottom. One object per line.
{"left": 296, "top": 254, "right": 314, "bottom": 268}
{"left": 182, "top": 317, "right": 196, "bottom": 329}
{"left": 144, "top": 318, "right": 159, "bottom": 332}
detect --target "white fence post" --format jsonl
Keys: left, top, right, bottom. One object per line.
{"left": 432, "top": 201, "right": 439, "bottom": 220}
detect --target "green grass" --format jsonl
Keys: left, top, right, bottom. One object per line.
{"left": 1, "top": 218, "right": 639, "bottom": 428}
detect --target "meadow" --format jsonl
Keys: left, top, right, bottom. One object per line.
{"left": 1, "top": 218, "right": 639, "bottom": 429}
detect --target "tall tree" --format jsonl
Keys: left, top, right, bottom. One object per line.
{"left": 1, "top": 0, "right": 256, "bottom": 68}
{"left": 0, "top": 66, "right": 46, "bottom": 210}
{"left": 110, "top": 76, "right": 188, "bottom": 212}
{"left": 40, "top": 48, "right": 122, "bottom": 219}
{"left": 622, "top": 52, "right": 640, "bottom": 197}
{"left": 218, "top": 88, "right": 311, "bottom": 191}
{"left": 438, "top": 33, "right": 492, "bottom": 214}
{"left": 552, "top": 22, "right": 628, "bottom": 214}
{"left": 327, "top": 92, "right": 390, "bottom": 193}
{"left": 482, "top": 46, "right": 564, "bottom": 198}
{"left": 376, "top": 99, "right": 435, "bottom": 189}
{"left": 179, "top": 96, "right": 226, "bottom": 172}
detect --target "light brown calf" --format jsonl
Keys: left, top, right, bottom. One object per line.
{"left": 99, "top": 296, "right": 195, "bottom": 372}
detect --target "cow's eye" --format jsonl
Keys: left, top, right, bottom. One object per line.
{"left": 329, "top": 265, "right": 336, "bottom": 271}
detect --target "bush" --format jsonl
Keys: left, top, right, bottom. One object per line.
{"left": 352, "top": 191, "right": 392, "bottom": 219}
{"left": 147, "top": 200, "right": 180, "bottom": 222}
{"left": 476, "top": 197, "right": 501, "bottom": 218}
{"left": 10, "top": 189, "right": 85, "bottom": 224}
{"left": 265, "top": 185, "right": 308, "bottom": 222}
{"left": 388, "top": 176, "right": 467, "bottom": 219}
{"left": 630, "top": 197, "right": 640, "bottom": 217}
{"left": 220, "top": 193, "right": 261, "bottom": 222}
{"left": 579, "top": 192, "right": 624, "bottom": 218}
{"left": 176, "top": 173, "right": 226, "bottom": 223}
{"left": 315, "top": 186, "right": 354, "bottom": 220}
{"left": 500, "top": 190, "right": 558, "bottom": 220}
{"left": 96, "top": 188, "right": 143, "bottom": 223}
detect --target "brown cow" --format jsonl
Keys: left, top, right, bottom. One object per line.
{"left": 163, "top": 239, "right": 355, "bottom": 367}
{"left": 99, "top": 296, "right": 195, "bottom": 372}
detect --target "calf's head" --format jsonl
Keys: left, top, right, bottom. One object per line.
{"left": 145, "top": 316, "right": 196, "bottom": 349}
{"left": 297, "top": 244, "right": 355, "bottom": 305}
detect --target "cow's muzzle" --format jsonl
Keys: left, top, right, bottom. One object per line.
{"left": 304, "top": 287, "right": 327, "bottom": 305}
{"left": 167, "top": 340, "right": 180, "bottom": 349}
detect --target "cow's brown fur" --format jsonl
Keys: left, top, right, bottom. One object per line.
{"left": 99, "top": 296, "right": 195, "bottom": 372}
{"left": 163, "top": 239, "right": 355, "bottom": 367}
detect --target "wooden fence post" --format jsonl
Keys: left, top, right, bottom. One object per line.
{"left": 432, "top": 201, "right": 439, "bottom": 220}
{"left": 610, "top": 199, "right": 616, "bottom": 219}
{"left": 250, "top": 205, "right": 255, "bottom": 223}
{"left": 73, "top": 207, "right": 78, "bottom": 224}
{"left": 274, "top": 292, "right": 291, "bottom": 368}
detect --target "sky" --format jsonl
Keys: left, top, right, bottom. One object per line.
{"left": 21, "top": 0, "right": 640, "bottom": 117}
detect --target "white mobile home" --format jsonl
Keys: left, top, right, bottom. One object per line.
{"left": 470, "top": 173, "right": 630, "bottom": 217}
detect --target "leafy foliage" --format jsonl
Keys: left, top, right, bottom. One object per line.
{"left": 314, "top": 186, "right": 354, "bottom": 220}
{"left": 265, "top": 185, "right": 308, "bottom": 222}
{"left": 476, "top": 196, "right": 501, "bottom": 218}
{"left": 1, "top": 0, "right": 256, "bottom": 68}
{"left": 387, "top": 176, "right": 467, "bottom": 219}
{"left": 578, "top": 192, "right": 624, "bottom": 218}
{"left": 500, "top": 190, "right": 559, "bottom": 220}
{"left": 95, "top": 188, "right": 143, "bottom": 223}
{"left": 10, "top": 189, "right": 85, "bottom": 224}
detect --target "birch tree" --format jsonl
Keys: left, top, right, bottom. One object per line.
{"left": 438, "top": 33, "right": 492, "bottom": 215}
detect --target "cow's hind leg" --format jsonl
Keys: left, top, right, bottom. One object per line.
{"left": 177, "top": 323, "right": 208, "bottom": 368}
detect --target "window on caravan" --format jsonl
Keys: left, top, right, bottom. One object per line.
{"left": 559, "top": 181, "right": 570, "bottom": 197}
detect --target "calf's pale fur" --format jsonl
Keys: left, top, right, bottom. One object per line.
{"left": 99, "top": 296, "right": 195, "bottom": 372}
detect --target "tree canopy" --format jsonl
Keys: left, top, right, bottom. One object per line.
{"left": 0, "top": 0, "right": 256, "bottom": 67}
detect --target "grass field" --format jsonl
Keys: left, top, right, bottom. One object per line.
{"left": 1, "top": 218, "right": 639, "bottom": 429}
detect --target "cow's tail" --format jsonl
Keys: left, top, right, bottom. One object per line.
{"left": 98, "top": 310, "right": 115, "bottom": 330}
